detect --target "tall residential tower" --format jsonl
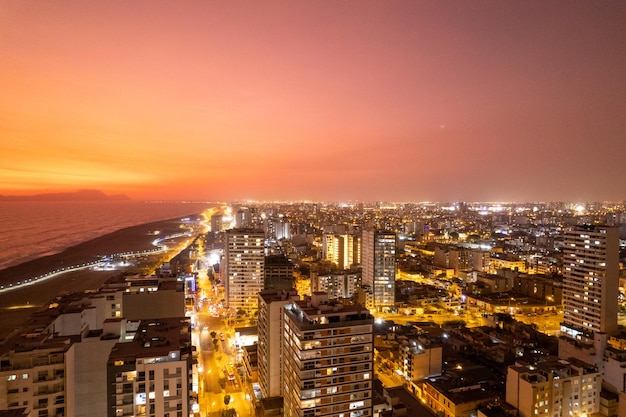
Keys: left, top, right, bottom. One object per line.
{"left": 559, "top": 225, "right": 620, "bottom": 377}
{"left": 224, "top": 228, "right": 265, "bottom": 312}
{"left": 282, "top": 293, "right": 374, "bottom": 417}
{"left": 257, "top": 289, "right": 300, "bottom": 399}
{"left": 560, "top": 225, "right": 619, "bottom": 339}
{"left": 361, "top": 229, "right": 396, "bottom": 310}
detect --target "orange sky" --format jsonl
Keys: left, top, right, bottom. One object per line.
{"left": 1, "top": 1, "right": 625, "bottom": 202}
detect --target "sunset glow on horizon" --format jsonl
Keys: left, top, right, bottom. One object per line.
{"left": 2, "top": 1, "right": 625, "bottom": 202}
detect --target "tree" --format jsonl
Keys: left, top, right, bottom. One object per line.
{"left": 222, "top": 409, "right": 236, "bottom": 417}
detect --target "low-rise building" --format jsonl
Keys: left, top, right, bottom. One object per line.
{"left": 506, "top": 358, "right": 600, "bottom": 417}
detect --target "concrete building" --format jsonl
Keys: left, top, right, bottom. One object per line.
{"left": 0, "top": 340, "right": 68, "bottom": 417}
{"left": 560, "top": 226, "right": 619, "bottom": 338}
{"left": 322, "top": 233, "right": 361, "bottom": 270}
{"left": 362, "top": 229, "right": 396, "bottom": 310}
{"left": 422, "top": 373, "right": 500, "bottom": 417}
{"left": 274, "top": 221, "right": 291, "bottom": 241}
{"left": 224, "top": 228, "right": 265, "bottom": 312}
{"left": 210, "top": 213, "right": 223, "bottom": 233}
{"left": 122, "top": 280, "right": 186, "bottom": 321}
{"left": 400, "top": 342, "right": 442, "bottom": 381}
{"left": 257, "top": 289, "right": 300, "bottom": 399}
{"left": 66, "top": 326, "right": 122, "bottom": 417}
{"left": 264, "top": 255, "right": 295, "bottom": 291}
{"left": 558, "top": 226, "right": 620, "bottom": 379}
{"left": 312, "top": 272, "right": 359, "bottom": 300}
{"left": 601, "top": 336, "right": 626, "bottom": 394}
{"left": 106, "top": 317, "right": 194, "bottom": 417}
{"left": 282, "top": 292, "right": 374, "bottom": 417}
{"left": 0, "top": 296, "right": 126, "bottom": 417}
{"left": 506, "top": 358, "right": 600, "bottom": 417}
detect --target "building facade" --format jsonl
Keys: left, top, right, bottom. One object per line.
{"left": 322, "top": 234, "right": 361, "bottom": 270}
{"left": 312, "top": 273, "right": 359, "bottom": 300}
{"left": 257, "top": 289, "right": 300, "bottom": 399}
{"left": 264, "top": 255, "right": 295, "bottom": 291}
{"left": 400, "top": 343, "right": 443, "bottom": 381}
{"left": 558, "top": 226, "right": 620, "bottom": 378}
{"left": 106, "top": 317, "right": 194, "bottom": 417}
{"left": 560, "top": 226, "right": 619, "bottom": 338}
{"left": 282, "top": 293, "right": 374, "bottom": 417}
{"left": 361, "top": 229, "right": 396, "bottom": 310}
{"left": 224, "top": 228, "right": 265, "bottom": 312}
{"left": 506, "top": 358, "right": 600, "bottom": 417}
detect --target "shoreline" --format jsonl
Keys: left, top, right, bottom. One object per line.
{"left": 0, "top": 214, "right": 201, "bottom": 287}
{"left": 0, "top": 214, "right": 204, "bottom": 340}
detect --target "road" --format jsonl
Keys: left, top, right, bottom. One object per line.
{"left": 194, "top": 269, "right": 256, "bottom": 417}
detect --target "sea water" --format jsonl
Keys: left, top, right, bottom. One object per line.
{"left": 0, "top": 201, "right": 212, "bottom": 271}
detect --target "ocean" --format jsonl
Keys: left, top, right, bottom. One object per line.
{"left": 0, "top": 201, "right": 213, "bottom": 271}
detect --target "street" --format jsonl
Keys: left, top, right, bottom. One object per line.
{"left": 193, "top": 269, "right": 256, "bottom": 417}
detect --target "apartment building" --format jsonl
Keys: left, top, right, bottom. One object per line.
{"left": 224, "top": 228, "right": 265, "bottom": 312}
{"left": 106, "top": 317, "right": 193, "bottom": 417}
{"left": 361, "top": 229, "right": 396, "bottom": 310}
{"left": 282, "top": 292, "right": 374, "bottom": 417}
{"left": 506, "top": 358, "right": 600, "bottom": 417}
{"left": 257, "top": 289, "right": 300, "bottom": 399}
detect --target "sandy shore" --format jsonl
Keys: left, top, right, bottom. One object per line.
{"left": 0, "top": 215, "right": 202, "bottom": 340}
{"left": 0, "top": 215, "right": 199, "bottom": 286}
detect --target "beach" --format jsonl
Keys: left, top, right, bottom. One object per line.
{"left": 0, "top": 215, "right": 201, "bottom": 340}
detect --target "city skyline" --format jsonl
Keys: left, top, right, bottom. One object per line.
{"left": 2, "top": 1, "right": 625, "bottom": 203}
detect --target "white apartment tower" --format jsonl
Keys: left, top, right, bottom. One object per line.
{"left": 561, "top": 225, "right": 619, "bottom": 339}
{"left": 558, "top": 225, "right": 619, "bottom": 387}
{"left": 361, "top": 229, "right": 396, "bottom": 310}
{"left": 224, "top": 228, "right": 265, "bottom": 312}
{"left": 257, "top": 289, "right": 300, "bottom": 399}
{"left": 282, "top": 292, "right": 374, "bottom": 417}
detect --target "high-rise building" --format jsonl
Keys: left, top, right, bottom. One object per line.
{"left": 361, "top": 229, "right": 396, "bottom": 310}
{"left": 559, "top": 225, "right": 620, "bottom": 379}
{"left": 257, "top": 289, "right": 300, "bottom": 399}
{"left": 282, "top": 292, "right": 374, "bottom": 417}
{"left": 322, "top": 233, "right": 361, "bottom": 270}
{"left": 264, "top": 255, "right": 295, "bottom": 291}
{"left": 224, "top": 228, "right": 265, "bottom": 312}
{"left": 560, "top": 226, "right": 619, "bottom": 339}
{"left": 210, "top": 213, "right": 223, "bottom": 233}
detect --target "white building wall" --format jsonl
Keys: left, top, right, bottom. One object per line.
{"left": 66, "top": 336, "right": 118, "bottom": 417}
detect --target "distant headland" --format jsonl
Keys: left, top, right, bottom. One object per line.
{"left": 0, "top": 189, "right": 131, "bottom": 201}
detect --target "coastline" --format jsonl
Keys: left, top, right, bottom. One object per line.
{"left": 0, "top": 214, "right": 200, "bottom": 287}
{"left": 0, "top": 214, "right": 203, "bottom": 340}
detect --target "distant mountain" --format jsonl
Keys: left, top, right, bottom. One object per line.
{"left": 0, "top": 190, "right": 132, "bottom": 201}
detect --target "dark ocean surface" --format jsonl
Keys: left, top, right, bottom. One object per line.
{"left": 0, "top": 201, "right": 212, "bottom": 271}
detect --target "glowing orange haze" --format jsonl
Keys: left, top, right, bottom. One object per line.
{"left": 1, "top": 1, "right": 625, "bottom": 202}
